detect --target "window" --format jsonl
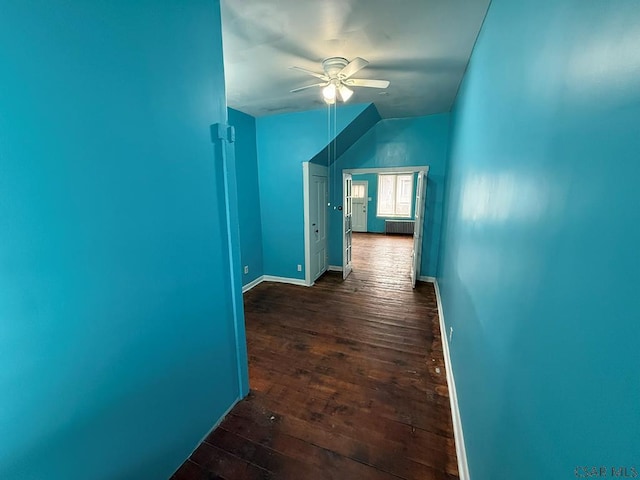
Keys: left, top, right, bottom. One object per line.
{"left": 377, "top": 174, "right": 413, "bottom": 217}
{"left": 352, "top": 184, "right": 366, "bottom": 199}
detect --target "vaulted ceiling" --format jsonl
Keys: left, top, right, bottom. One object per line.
{"left": 220, "top": 0, "right": 490, "bottom": 119}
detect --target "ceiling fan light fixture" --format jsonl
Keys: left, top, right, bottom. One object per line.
{"left": 324, "top": 95, "right": 336, "bottom": 105}
{"left": 338, "top": 85, "right": 353, "bottom": 102}
{"left": 290, "top": 57, "right": 389, "bottom": 105}
{"left": 322, "top": 83, "right": 336, "bottom": 101}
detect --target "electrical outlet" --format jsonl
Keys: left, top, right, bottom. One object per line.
{"left": 243, "top": 266, "right": 249, "bottom": 274}
{"left": 297, "top": 264, "right": 302, "bottom": 272}
{"left": 449, "top": 327, "right": 453, "bottom": 342}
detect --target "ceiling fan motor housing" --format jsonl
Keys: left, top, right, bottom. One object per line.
{"left": 322, "top": 57, "right": 349, "bottom": 79}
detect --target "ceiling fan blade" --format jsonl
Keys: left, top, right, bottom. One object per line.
{"left": 289, "top": 66, "right": 328, "bottom": 81}
{"left": 290, "top": 83, "right": 326, "bottom": 93}
{"left": 338, "top": 57, "right": 369, "bottom": 79}
{"left": 344, "top": 78, "right": 390, "bottom": 89}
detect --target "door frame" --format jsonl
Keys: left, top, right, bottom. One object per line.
{"left": 341, "top": 166, "right": 429, "bottom": 276}
{"left": 303, "top": 162, "right": 328, "bottom": 286}
{"left": 351, "top": 180, "right": 368, "bottom": 233}
{"left": 411, "top": 171, "right": 427, "bottom": 288}
{"left": 343, "top": 173, "right": 353, "bottom": 279}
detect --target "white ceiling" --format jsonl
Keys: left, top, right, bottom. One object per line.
{"left": 220, "top": 0, "right": 490, "bottom": 119}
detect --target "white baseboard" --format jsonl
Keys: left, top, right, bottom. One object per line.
{"left": 433, "top": 279, "right": 470, "bottom": 480}
{"left": 242, "top": 275, "right": 264, "bottom": 293}
{"left": 328, "top": 265, "right": 343, "bottom": 272}
{"left": 242, "top": 275, "right": 310, "bottom": 293}
{"left": 418, "top": 275, "right": 436, "bottom": 283}
{"left": 262, "top": 275, "right": 309, "bottom": 287}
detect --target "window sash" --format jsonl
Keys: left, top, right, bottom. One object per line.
{"left": 377, "top": 174, "right": 413, "bottom": 218}
{"left": 352, "top": 184, "right": 365, "bottom": 199}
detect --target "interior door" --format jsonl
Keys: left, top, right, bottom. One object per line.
{"left": 352, "top": 181, "right": 368, "bottom": 232}
{"left": 343, "top": 173, "right": 353, "bottom": 279}
{"left": 309, "top": 167, "right": 328, "bottom": 281}
{"left": 411, "top": 171, "right": 427, "bottom": 288}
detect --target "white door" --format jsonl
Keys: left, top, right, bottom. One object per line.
{"left": 310, "top": 172, "right": 328, "bottom": 281}
{"left": 411, "top": 171, "right": 427, "bottom": 288}
{"left": 352, "top": 181, "right": 368, "bottom": 232}
{"left": 343, "top": 173, "right": 353, "bottom": 279}
{"left": 304, "top": 162, "right": 328, "bottom": 284}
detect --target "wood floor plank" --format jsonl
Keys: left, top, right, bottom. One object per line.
{"left": 225, "top": 402, "right": 456, "bottom": 480}
{"left": 234, "top": 386, "right": 457, "bottom": 473}
{"left": 245, "top": 340, "right": 450, "bottom": 408}
{"left": 171, "top": 460, "right": 224, "bottom": 480}
{"left": 247, "top": 364, "right": 455, "bottom": 439}
{"left": 207, "top": 424, "right": 404, "bottom": 480}
{"left": 172, "top": 233, "right": 459, "bottom": 479}
{"left": 189, "top": 442, "right": 272, "bottom": 480}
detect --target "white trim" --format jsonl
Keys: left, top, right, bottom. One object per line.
{"left": 343, "top": 166, "right": 429, "bottom": 279}
{"left": 302, "top": 162, "right": 312, "bottom": 287}
{"left": 242, "top": 275, "right": 264, "bottom": 293}
{"left": 411, "top": 171, "right": 427, "bottom": 288}
{"left": 303, "top": 162, "right": 329, "bottom": 286}
{"left": 328, "top": 265, "right": 343, "bottom": 272}
{"left": 242, "top": 275, "right": 311, "bottom": 293}
{"left": 344, "top": 165, "right": 430, "bottom": 175}
{"left": 342, "top": 173, "right": 353, "bottom": 279}
{"left": 352, "top": 180, "right": 368, "bottom": 232}
{"left": 418, "top": 275, "right": 437, "bottom": 283}
{"left": 433, "top": 279, "right": 470, "bottom": 480}
{"left": 263, "top": 275, "right": 310, "bottom": 287}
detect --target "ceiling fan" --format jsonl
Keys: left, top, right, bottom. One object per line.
{"left": 290, "top": 57, "right": 390, "bottom": 104}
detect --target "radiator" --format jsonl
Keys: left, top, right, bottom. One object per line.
{"left": 385, "top": 219, "right": 415, "bottom": 235}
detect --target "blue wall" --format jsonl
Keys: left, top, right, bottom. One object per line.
{"left": 310, "top": 103, "right": 382, "bottom": 166}
{"left": 0, "top": 2, "right": 246, "bottom": 478}
{"left": 256, "top": 104, "right": 371, "bottom": 279}
{"left": 328, "top": 115, "right": 451, "bottom": 277}
{"left": 351, "top": 173, "right": 417, "bottom": 233}
{"left": 437, "top": 1, "right": 640, "bottom": 478}
{"left": 229, "top": 108, "right": 263, "bottom": 287}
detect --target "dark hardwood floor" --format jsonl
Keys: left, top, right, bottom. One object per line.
{"left": 172, "top": 233, "right": 458, "bottom": 480}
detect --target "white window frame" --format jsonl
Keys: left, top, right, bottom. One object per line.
{"left": 376, "top": 173, "right": 414, "bottom": 218}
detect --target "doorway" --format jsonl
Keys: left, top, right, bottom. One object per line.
{"left": 303, "top": 162, "right": 328, "bottom": 285}
{"left": 342, "top": 166, "right": 429, "bottom": 288}
{"left": 352, "top": 181, "right": 368, "bottom": 232}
